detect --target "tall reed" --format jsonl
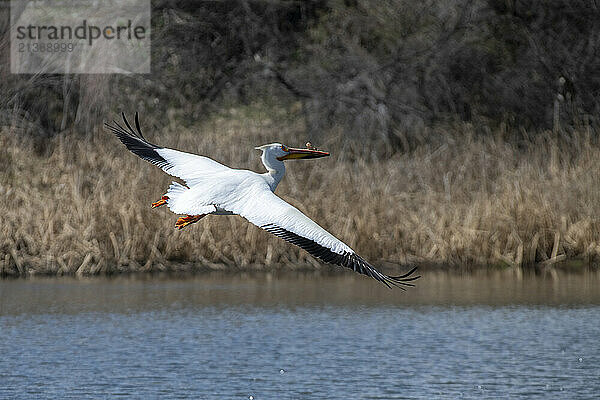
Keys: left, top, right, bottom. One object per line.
{"left": 1, "top": 106, "right": 599, "bottom": 276}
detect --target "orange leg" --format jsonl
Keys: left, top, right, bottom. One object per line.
{"left": 175, "top": 214, "right": 206, "bottom": 230}
{"left": 151, "top": 195, "right": 169, "bottom": 208}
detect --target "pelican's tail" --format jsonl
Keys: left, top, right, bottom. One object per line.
{"left": 165, "top": 181, "right": 188, "bottom": 210}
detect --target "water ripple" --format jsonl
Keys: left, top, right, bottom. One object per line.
{"left": 1, "top": 272, "right": 600, "bottom": 399}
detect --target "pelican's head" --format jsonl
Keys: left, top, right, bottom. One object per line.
{"left": 255, "top": 143, "right": 329, "bottom": 161}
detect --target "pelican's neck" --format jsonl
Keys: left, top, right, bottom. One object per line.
{"left": 261, "top": 152, "right": 285, "bottom": 191}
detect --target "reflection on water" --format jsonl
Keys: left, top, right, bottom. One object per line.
{"left": 2, "top": 269, "right": 600, "bottom": 314}
{"left": 1, "top": 270, "right": 600, "bottom": 399}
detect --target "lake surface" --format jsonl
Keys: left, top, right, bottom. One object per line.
{"left": 1, "top": 270, "right": 600, "bottom": 399}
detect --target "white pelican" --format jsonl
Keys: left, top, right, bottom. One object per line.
{"left": 105, "top": 113, "right": 419, "bottom": 288}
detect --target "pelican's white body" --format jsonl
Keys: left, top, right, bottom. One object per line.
{"left": 107, "top": 113, "right": 420, "bottom": 287}
{"left": 158, "top": 145, "right": 353, "bottom": 256}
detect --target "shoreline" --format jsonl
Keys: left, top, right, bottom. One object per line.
{"left": 1, "top": 259, "right": 596, "bottom": 279}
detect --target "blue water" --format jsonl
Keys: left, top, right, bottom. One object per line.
{"left": 1, "top": 272, "right": 599, "bottom": 399}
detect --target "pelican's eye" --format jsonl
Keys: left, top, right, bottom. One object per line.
{"left": 281, "top": 145, "right": 288, "bottom": 152}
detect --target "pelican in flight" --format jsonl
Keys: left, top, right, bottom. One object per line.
{"left": 105, "top": 113, "right": 419, "bottom": 288}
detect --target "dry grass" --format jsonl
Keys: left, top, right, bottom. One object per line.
{"left": 2, "top": 105, "right": 600, "bottom": 276}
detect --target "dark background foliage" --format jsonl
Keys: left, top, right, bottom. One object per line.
{"left": 2, "top": 0, "right": 600, "bottom": 148}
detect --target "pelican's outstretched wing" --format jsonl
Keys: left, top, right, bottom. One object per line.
{"left": 105, "top": 112, "right": 229, "bottom": 185}
{"left": 227, "top": 188, "right": 420, "bottom": 288}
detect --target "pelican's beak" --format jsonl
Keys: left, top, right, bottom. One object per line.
{"left": 277, "top": 147, "right": 330, "bottom": 161}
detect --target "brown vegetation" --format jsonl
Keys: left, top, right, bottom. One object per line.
{"left": 2, "top": 1, "right": 600, "bottom": 276}
{"left": 1, "top": 104, "right": 600, "bottom": 276}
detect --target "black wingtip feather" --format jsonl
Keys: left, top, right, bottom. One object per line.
{"left": 261, "top": 223, "right": 420, "bottom": 289}
{"left": 390, "top": 266, "right": 420, "bottom": 280}
{"left": 121, "top": 112, "right": 136, "bottom": 136}
{"left": 105, "top": 112, "right": 170, "bottom": 169}
{"left": 134, "top": 112, "right": 143, "bottom": 139}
